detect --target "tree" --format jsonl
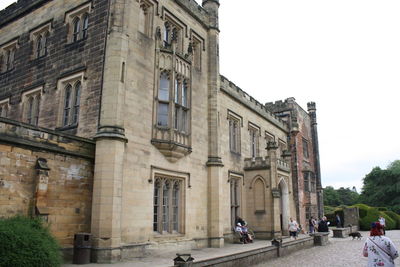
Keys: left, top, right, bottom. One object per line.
{"left": 324, "top": 186, "right": 341, "bottom": 206}
{"left": 323, "top": 186, "right": 359, "bottom": 206}
{"left": 360, "top": 160, "right": 400, "bottom": 213}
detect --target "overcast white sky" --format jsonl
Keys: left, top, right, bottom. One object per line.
{"left": 1, "top": 0, "right": 399, "bottom": 191}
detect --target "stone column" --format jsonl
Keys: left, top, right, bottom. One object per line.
{"left": 91, "top": 0, "right": 129, "bottom": 262}
{"left": 307, "top": 102, "right": 324, "bottom": 218}
{"left": 267, "top": 141, "right": 280, "bottom": 238}
{"left": 34, "top": 158, "right": 50, "bottom": 220}
{"left": 203, "top": 0, "right": 224, "bottom": 248}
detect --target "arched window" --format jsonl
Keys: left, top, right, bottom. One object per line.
{"left": 63, "top": 84, "right": 72, "bottom": 126}
{"left": 153, "top": 177, "right": 183, "bottom": 234}
{"left": 72, "top": 81, "right": 81, "bottom": 124}
{"left": 162, "top": 181, "right": 170, "bottom": 232}
{"left": 254, "top": 178, "right": 265, "bottom": 212}
{"left": 73, "top": 17, "right": 81, "bottom": 42}
{"left": 82, "top": 13, "right": 89, "bottom": 39}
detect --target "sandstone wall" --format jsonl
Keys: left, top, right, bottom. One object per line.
{"left": 0, "top": 118, "right": 95, "bottom": 247}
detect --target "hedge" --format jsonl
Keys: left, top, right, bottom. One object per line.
{"left": 0, "top": 216, "right": 61, "bottom": 267}
{"left": 384, "top": 211, "right": 400, "bottom": 229}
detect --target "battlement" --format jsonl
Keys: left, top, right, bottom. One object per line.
{"left": 174, "top": 0, "right": 209, "bottom": 27}
{"left": 220, "top": 75, "right": 289, "bottom": 132}
{"left": 265, "top": 97, "right": 297, "bottom": 113}
{"left": 0, "top": 0, "right": 52, "bottom": 28}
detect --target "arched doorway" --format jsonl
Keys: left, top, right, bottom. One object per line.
{"left": 279, "top": 178, "right": 289, "bottom": 236}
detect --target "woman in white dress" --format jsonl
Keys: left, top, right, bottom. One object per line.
{"left": 363, "top": 222, "right": 398, "bottom": 267}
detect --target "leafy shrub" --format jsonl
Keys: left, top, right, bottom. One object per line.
{"left": 377, "top": 207, "right": 388, "bottom": 211}
{"left": 0, "top": 216, "right": 61, "bottom": 267}
{"left": 383, "top": 211, "right": 400, "bottom": 229}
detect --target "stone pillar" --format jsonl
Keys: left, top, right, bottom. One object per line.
{"left": 203, "top": 0, "right": 224, "bottom": 248}
{"left": 34, "top": 158, "right": 50, "bottom": 219}
{"left": 289, "top": 117, "right": 300, "bottom": 223}
{"left": 267, "top": 141, "right": 280, "bottom": 238}
{"left": 91, "top": 0, "right": 129, "bottom": 262}
{"left": 307, "top": 102, "right": 323, "bottom": 218}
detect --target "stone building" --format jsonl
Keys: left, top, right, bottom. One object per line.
{"left": 266, "top": 98, "right": 323, "bottom": 231}
{"left": 0, "top": 0, "right": 322, "bottom": 262}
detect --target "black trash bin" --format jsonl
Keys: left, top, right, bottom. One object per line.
{"left": 73, "top": 233, "right": 91, "bottom": 264}
{"left": 173, "top": 253, "right": 194, "bottom": 267}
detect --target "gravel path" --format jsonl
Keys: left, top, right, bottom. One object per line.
{"left": 254, "top": 230, "right": 400, "bottom": 267}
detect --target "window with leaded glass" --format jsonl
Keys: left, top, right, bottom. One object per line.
{"left": 153, "top": 177, "right": 182, "bottom": 234}
{"left": 65, "top": 3, "right": 91, "bottom": 43}
{"left": 230, "top": 177, "right": 241, "bottom": 228}
{"left": 62, "top": 81, "right": 81, "bottom": 127}
{"left": 228, "top": 115, "right": 241, "bottom": 154}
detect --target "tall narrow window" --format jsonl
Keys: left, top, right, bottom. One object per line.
{"left": 73, "top": 18, "right": 81, "bottom": 42}
{"left": 5, "top": 49, "right": 15, "bottom": 71}
{"left": 138, "top": 1, "right": 153, "bottom": 37}
{"left": 62, "top": 81, "right": 82, "bottom": 127}
{"left": 163, "top": 23, "right": 170, "bottom": 47}
{"left": 72, "top": 82, "right": 81, "bottom": 124}
{"left": 0, "top": 102, "right": 8, "bottom": 118}
{"left": 157, "top": 73, "right": 170, "bottom": 126}
{"left": 303, "top": 138, "right": 309, "bottom": 159}
{"left": 162, "top": 181, "right": 170, "bottom": 232}
{"left": 230, "top": 177, "right": 241, "bottom": 228}
{"left": 249, "top": 125, "right": 259, "bottom": 158}
{"left": 310, "top": 174, "right": 316, "bottom": 193}
{"left": 36, "top": 35, "right": 42, "bottom": 58}
{"left": 228, "top": 116, "right": 241, "bottom": 154}
{"left": 153, "top": 177, "right": 183, "bottom": 234}
{"left": 26, "top": 95, "right": 40, "bottom": 126}
{"left": 82, "top": 13, "right": 89, "bottom": 39}
{"left": 304, "top": 172, "right": 310, "bottom": 192}
{"left": 63, "top": 85, "right": 72, "bottom": 126}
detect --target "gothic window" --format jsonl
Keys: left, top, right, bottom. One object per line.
{"left": 162, "top": 19, "right": 183, "bottom": 53}
{"left": 230, "top": 176, "right": 241, "bottom": 228}
{"left": 65, "top": 3, "right": 91, "bottom": 43}
{"left": 228, "top": 114, "right": 241, "bottom": 154}
{"left": 24, "top": 93, "right": 41, "bottom": 126}
{"left": 278, "top": 139, "right": 287, "bottom": 158}
{"left": 249, "top": 123, "right": 260, "bottom": 158}
{"left": 302, "top": 138, "right": 309, "bottom": 159}
{"left": 153, "top": 177, "right": 182, "bottom": 234}
{"left": 163, "top": 22, "right": 171, "bottom": 48}
{"left": 1, "top": 40, "right": 17, "bottom": 72}
{"left": 138, "top": 0, "right": 153, "bottom": 37}
{"left": 82, "top": 13, "right": 89, "bottom": 39}
{"left": 62, "top": 81, "right": 81, "bottom": 127}
{"left": 30, "top": 22, "right": 51, "bottom": 59}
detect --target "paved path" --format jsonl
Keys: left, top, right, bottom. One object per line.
{"left": 254, "top": 230, "right": 400, "bottom": 267}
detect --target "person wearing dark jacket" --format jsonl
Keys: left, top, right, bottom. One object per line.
{"left": 318, "top": 216, "right": 329, "bottom": 232}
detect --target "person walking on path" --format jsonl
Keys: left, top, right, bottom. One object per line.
{"left": 288, "top": 217, "right": 299, "bottom": 240}
{"left": 379, "top": 216, "right": 386, "bottom": 235}
{"left": 318, "top": 216, "right": 329, "bottom": 232}
{"left": 363, "top": 222, "right": 398, "bottom": 267}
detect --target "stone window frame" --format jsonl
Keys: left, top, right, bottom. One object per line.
{"left": 65, "top": 2, "right": 92, "bottom": 43}
{"left": 302, "top": 138, "right": 309, "bottom": 159}
{"left": 265, "top": 131, "right": 275, "bottom": 148}
{"left": 0, "top": 39, "right": 18, "bottom": 73}
{"left": 29, "top": 21, "right": 52, "bottom": 59}
{"left": 278, "top": 138, "right": 287, "bottom": 158}
{"left": 152, "top": 167, "right": 187, "bottom": 235}
{"left": 303, "top": 171, "right": 311, "bottom": 192}
{"left": 21, "top": 86, "right": 43, "bottom": 126}
{"left": 229, "top": 172, "right": 243, "bottom": 228}
{"left": 138, "top": 0, "right": 155, "bottom": 37}
{"left": 162, "top": 14, "right": 185, "bottom": 54}
{"left": 189, "top": 30, "right": 205, "bottom": 71}
{"left": 227, "top": 110, "right": 242, "bottom": 155}
{"left": 310, "top": 173, "right": 316, "bottom": 193}
{"left": 0, "top": 98, "right": 10, "bottom": 118}
{"left": 56, "top": 71, "right": 85, "bottom": 129}
{"left": 248, "top": 122, "right": 260, "bottom": 158}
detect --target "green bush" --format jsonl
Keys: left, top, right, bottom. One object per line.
{"left": 377, "top": 207, "right": 388, "bottom": 211}
{"left": 383, "top": 211, "right": 400, "bottom": 229}
{"left": 0, "top": 216, "right": 61, "bottom": 267}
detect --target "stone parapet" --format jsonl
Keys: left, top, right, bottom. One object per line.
{"left": 0, "top": 0, "right": 51, "bottom": 28}
{"left": 220, "top": 75, "right": 289, "bottom": 132}
{"left": 0, "top": 117, "right": 95, "bottom": 159}
{"left": 174, "top": 0, "right": 209, "bottom": 28}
